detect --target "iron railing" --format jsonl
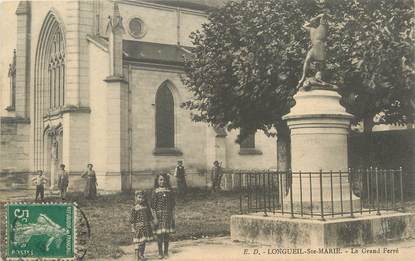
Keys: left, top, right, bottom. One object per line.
{"left": 237, "top": 168, "right": 406, "bottom": 220}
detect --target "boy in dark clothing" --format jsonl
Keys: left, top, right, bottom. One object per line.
{"left": 58, "top": 164, "right": 69, "bottom": 200}
{"left": 174, "top": 160, "right": 187, "bottom": 194}
{"left": 211, "top": 161, "right": 223, "bottom": 192}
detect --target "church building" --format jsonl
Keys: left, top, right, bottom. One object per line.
{"left": 0, "top": 0, "right": 278, "bottom": 191}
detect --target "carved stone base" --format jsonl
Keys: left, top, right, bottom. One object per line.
{"left": 231, "top": 212, "right": 415, "bottom": 247}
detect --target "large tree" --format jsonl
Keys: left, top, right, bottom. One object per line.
{"left": 329, "top": 0, "right": 415, "bottom": 131}
{"left": 182, "top": 0, "right": 415, "bottom": 169}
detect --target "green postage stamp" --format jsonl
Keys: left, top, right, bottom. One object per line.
{"left": 5, "top": 203, "right": 76, "bottom": 260}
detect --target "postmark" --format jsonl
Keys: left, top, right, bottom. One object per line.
{"left": 4, "top": 203, "right": 77, "bottom": 260}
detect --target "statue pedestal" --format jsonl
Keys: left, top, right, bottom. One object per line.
{"left": 283, "top": 89, "right": 352, "bottom": 172}
{"left": 230, "top": 88, "right": 414, "bottom": 247}
{"left": 282, "top": 89, "right": 358, "bottom": 212}
{"left": 231, "top": 212, "right": 415, "bottom": 248}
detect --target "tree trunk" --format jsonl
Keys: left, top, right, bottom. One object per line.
{"left": 363, "top": 116, "right": 375, "bottom": 166}
{"left": 363, "top": 116, "right": 374, "bottom": 133}
{"left": 277, "top": 124, "right": 291, "bottom": 171}
{"left": 277, "top": 123, "right": 291, "bottom": 197}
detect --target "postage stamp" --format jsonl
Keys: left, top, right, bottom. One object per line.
{"left": 5, "top": 203, "right": 76, "bottom": 260}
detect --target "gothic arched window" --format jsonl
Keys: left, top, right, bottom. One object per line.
{"left": 155, "top": 82, "right": 175, "bottom": 148}
{"left": 34, "top": 11, "right": 66, "bottom": 170}
{"left": 47, "top": 27, "right": 65, "bottom": 109}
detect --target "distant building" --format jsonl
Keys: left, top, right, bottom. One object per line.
{"left": 0, "top": 0, "right": 277, "bottom": 191}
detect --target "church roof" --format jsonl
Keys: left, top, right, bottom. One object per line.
{"left": 123, "top": 40, "right": 192, "bottom": 66}
{"left": 87, "top": 35, "right": 193, "bottom": 66}
{"left": 139, "top": 0, "right": 226, "bottom": 11}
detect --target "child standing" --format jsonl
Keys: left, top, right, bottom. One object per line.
{"left": 174, "top": 160, "right": 187, "bottom": 195}
{"left": 130, "top": 190, "right": 154, "bottom": 261}
{"left": 32, "top": 170, "right": 48, "bottom": 201}
{"left": 57, "top": 164, "right": 69, "bottom": 200}
{"left": 211, "top": 160, "right": 223, "bottom": 192}
{"left": 152, "top": 173, "right": 176, "bottom": 259}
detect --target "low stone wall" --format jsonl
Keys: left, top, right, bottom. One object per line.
{"left": 120, "top": 170, "right": 245, "bottom": 191}
{"left": 0, "top": 169, "right": 246, "bottom": 192}
{"left": 121, "top": 170, "right": 211, "bottom": 191}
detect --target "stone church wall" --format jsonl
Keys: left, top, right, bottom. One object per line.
{"left": 123, "top": 66, "right": 279, "bottom": 190}
{"left": 128, "top": 67, "right": 208, "bottom": 175}
{"left": 226, "top": 130, "right": 278, "bottom": 170}
{"left": 28, "top": 1, "right": 94, "bottom": 107}
{"left": 0, "top": 0, "right": 279, "bottom": 192}
{"left": 0, "top": 118, "right": 31, "bottom": 189}
{"left": 88, "top": 43, "right": 110, "bottom": 188}
{"left": 179, "top": 11, "right": 207, "bottom": 46}
{"left": 104, "top": 1, "right": 206, "bottom": 46}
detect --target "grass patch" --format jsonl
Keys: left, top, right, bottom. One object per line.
{"left": 54, "top": 188, "right": 240, "bottom": 259}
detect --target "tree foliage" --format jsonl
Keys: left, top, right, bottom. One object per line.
{"left": 182, "top": 0, "right": 415, "bottom": 138}
{"left": 330, "top": 0, "right": 415, "bottom": 130}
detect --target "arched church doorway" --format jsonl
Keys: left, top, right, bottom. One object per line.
{"left": 44, "top": 125, "right": 63, "bottom": 189}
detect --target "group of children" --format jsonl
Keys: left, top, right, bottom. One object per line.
{"left": 33, "top": 162, "right": 98, "bottom": 202}
{"left": 32, "top": 164, "right": 69, "bottom": 201}
{"left": 32, "top": 162, "right": 218, "bottom": 260}
{"left": 130, "top": 173, "right": 176, "bottom": 260}
{"left": 173, "top": 160, "right": 224, "bottom": 194}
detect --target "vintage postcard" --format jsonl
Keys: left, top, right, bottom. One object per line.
{"left": 0, "top": 0, "right": 414, "bottom": 260}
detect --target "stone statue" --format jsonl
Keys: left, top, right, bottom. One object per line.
{"left": 300, "top": 71, "right": 338, "bottom": 92}
{"left": 51, "top": 137, "right": 58, "bottom": 162}
{"left": 297, "top": 12, "right": 335, "bottom": 91}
